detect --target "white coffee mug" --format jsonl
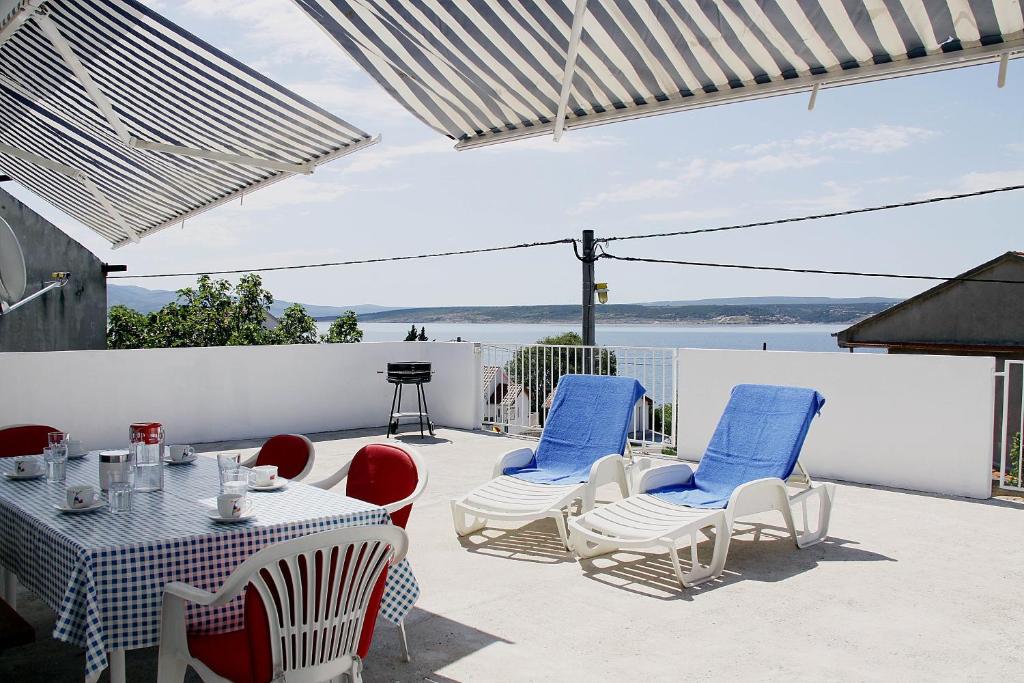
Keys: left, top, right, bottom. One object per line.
{"left": 66, "top": 439, "right": 86, "bottom": 457}
{"left": 66, "top": 485, "right": 98, "bottom": 509}
{"left": 14, "top": 456, "right": 42, "bottom": 475}
{"left": 216, "top": 493, "right": 248, "bottom": 518}
{"left": 252, "top": 465, "right": 278, "bottom": 487}
{"left": 168, "top": 445, "right": 195, "bottom": 462}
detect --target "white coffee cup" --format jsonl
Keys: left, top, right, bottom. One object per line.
{"left": 66, "top": 484, "right": 98, "bottom": 509}
{"left": 66, "top": 439, "right": 86, "bottom": 457}
{"left": 168, "top": 445, "right": 195, "bottom": 462}
{"left": 14, "top": 456, "right": 43, "bottom": 475}
{"left": 251, "top": 465, "right": 278, "bottom": 487}
{"left": 216, "top": 493, "right": 248, "bottom": 518}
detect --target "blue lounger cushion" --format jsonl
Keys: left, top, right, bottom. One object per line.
{"left": 505, "top": 374, "right": 646, "bottom": 485}
{"left": 651, "top": 384, "right": 825, "bottom": 509}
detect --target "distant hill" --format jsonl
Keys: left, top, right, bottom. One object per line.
{"left": 107, "top": 284, "right": 393, "bottom": 319}
{"left": 640, "top": 296, "right": 902, "bottom": 306}
{"left": 358, "top": 301, "right": 897, "bottom": 325}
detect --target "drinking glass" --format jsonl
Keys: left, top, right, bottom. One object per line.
{"left": 43, "top": 444, "right": 67, "bottom": 483}
{"left": 217, "top": 452, "right": 242, "bottom": 491}
{"left": 48, "top": 431, "right": 69, "bottom": 449}
{"left": 108, "top": 468, "right": 134, "bottom": 514}
{"left": 221, "top": 468, "right": 249, "bottom": 496}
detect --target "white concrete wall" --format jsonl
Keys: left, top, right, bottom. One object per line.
{"left": 0, "top": 342, "right": 479, "bottom": 449}
{"left": 675, "top": 349, "right": 995, "bottom": 499}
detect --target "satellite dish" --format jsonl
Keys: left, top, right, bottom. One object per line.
{"left": 0, "top": 215, "right": 27, "bottom": 305}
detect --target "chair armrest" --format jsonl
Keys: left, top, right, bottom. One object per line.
{"left": 162, "top": 581, "right": 219, "bottom": 607}
{"left": 308, "top": 460, "right": 352, "bottom": 491}
{"left": 383, "top": 468, "right": 429, "bottom": 515}
{"left": 240, "top": 452, "right": 258, "bottom": 468}
{"left": 636, "top": 462, "right": 696, "bottom": 494}
{"left": 726, "top": 477, "right": 790, "bottom": 520}
{"left": 492, "top": 447, "right": 535, "bottom": 478}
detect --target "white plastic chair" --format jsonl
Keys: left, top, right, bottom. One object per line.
{"left": 156, "top": 526, "right": 408, "bottom": 683}
{"left": 451, "top": 445, "right": 628, "bottom": 550}
{"left": 570, "top": 461, "right": 834, "bottom": 588}
{"left": 309, "top": 442, "right": 427, "bottom": 662}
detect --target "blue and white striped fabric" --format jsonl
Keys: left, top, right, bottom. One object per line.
{"left": 0, "top": 455, "right": 419, "bottom": 680}
{"left": 0, "top": 0, "right": 376, "bottom": 246}
{"left": 293, "top": 0, "right": 1023, "bottom": 149}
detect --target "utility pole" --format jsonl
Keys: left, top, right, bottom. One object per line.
{"left": 581, "top": 229, "right": 596, "bottom": 346}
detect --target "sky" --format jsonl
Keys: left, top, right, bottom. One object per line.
{"left": 6, "top": 0, "right": 1024, "bottom": 308}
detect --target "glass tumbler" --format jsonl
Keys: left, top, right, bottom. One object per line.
{"left": 43, "top": 444, "right": 67, "bottom": 483}
{"left": 217, "top": 452, "right": 242, "bottom": 492}
{"left": 107, "top": 468, "right": 135, "bottom": 514}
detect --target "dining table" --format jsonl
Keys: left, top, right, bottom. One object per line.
{"left": 0, "top": 452, "right": 420, "bottom": 682}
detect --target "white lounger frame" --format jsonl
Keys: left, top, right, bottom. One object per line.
{"left": 569, "top": 460, "right": 834, "bottom": 587}
{"left": 451, "top": 446, "right": 629, "bottom": 549}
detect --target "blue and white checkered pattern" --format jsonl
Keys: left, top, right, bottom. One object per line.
{"left": 0, "top": 455, "right": 420, "bottom": 678}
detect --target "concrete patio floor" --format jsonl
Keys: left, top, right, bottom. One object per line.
{"left": 2, "top": 426, "right": 1023, "bottom": 681}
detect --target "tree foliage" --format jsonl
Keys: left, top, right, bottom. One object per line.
{"left": 105, "top": 274, "right": 362, "bottom": 349}
{"left": 404, "top": 325, "right": 419, "bottom": 341}
{"left": 322, "top": 311, "right": 363, "bottom": 343}
{"left": 504, "top": 331, "right": 617, "bottom": 416}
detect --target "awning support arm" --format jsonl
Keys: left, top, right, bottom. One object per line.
{"left": 998, "top": 52, "right": 1009, "bottom": 88}
{"left": 29, "top": 3, "right": 314, "bottom": 174}
{"left": 807, "top": 82, "right": 820, "bottom": 111}
{"left": 0, "top": 142, "right": 140, "bottom": 243}
{"left": 553, "top": 0, "right": 588, "bottom": 142}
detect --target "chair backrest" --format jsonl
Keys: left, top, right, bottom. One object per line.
{"left": 694, "top": 384, "right": 825, "bottom": 491}
{"left": 239, "top": 526, "right": 408, "bottom": 681}
{"left": 0, "top": 424, "right": 59, "bottom": 458}
{"left": 530, "top": 375, "right": 646, "bottom": 481}
{"left": 346, "top": 443, "right": 423, "bottom": 529}
{"left": 256, "top": 434, "right": 315, "bottom": 480}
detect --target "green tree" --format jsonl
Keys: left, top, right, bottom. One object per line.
{"left": 404, "top": 324, "right": 419, "bottom": 341}
{"left": 505, "top": 331, "right": 617, "bottom": 417}
{"left": 274, "top": 304, "right": 319, "bottom": 344}
{"left": 653, "top": 403, "right": 672, "bottom": 437}
{"left": 228, "top": 274, "right": 274, "bottom": 346}
{"left": 417, "top": 326, "right": 428, "bottom": 341}
{"left": 106, "top": 304, "right": 150, "bottom": 349}
{"left": 322, "top": 310, "right": 363, "bottom": 343}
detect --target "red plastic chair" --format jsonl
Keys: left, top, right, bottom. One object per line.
{"left": 0, "top": 424, "right": 60, "bottom": 458}
{"left": 310, "top": 443, "right": 428, "bottom": 661}
{"left": 242, "top": 434, "right": 315, "bottom": 481}
{"left": 157, "top": 526, "right": 408, "bottom": 683}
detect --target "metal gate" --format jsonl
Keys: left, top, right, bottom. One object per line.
{"left": 479, "top": 343, "right": 677, "bottom": 453}
{"left": 998, "top": 360, "right": 1024, "bottom": 491}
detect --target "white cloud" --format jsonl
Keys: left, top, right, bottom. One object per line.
{"left": 739, "top": 124, "right": 937, "bottom": 155}
{"left": 178, "top": 0, "right": 357, "bottom": 70}
{"left": 286, "top": 80, "right": 410, "bottom": 123}
{"left": 768, "top": 180, "right": 863, "bottom": 214}
{"left": 341, "top": 138, "right": 452, "bottom": 174}
{"left": 569, "top": 151, "right": 824, "bottom": 214}
{"left": 480, "top": 134, "right": 623, "bottom": 154}
{"left": 918, "top": 168, "right": 1024, "bottom": 198}
{"left": 637, "top": 207, "right": 737, "bottom": 223}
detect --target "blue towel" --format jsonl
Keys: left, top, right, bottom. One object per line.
{"left": 505, "top": 374, "right": 646, "bottom": 485}
{"left": 651, "top": 384, "right": 825, "bottom": 509}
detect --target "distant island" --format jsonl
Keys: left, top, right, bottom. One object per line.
{"left": 108, "top": 285, "right": 898, "bottom": 326}
{"left": 357, "top": 300, "right": 899, "bottom": 325}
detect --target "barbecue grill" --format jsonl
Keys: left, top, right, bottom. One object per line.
{"left": 384, "top": 361, "right": 435, "bottom": 438}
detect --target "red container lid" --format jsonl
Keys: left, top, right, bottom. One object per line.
{"left": 130, "top": 422, "right": 163, "bottom": 444}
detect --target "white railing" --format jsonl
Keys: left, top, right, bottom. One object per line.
{"left": 998, "top": 360, "right": 1024, "bottom": 491}
{"left": 479, "top": 343, "right": 676, "bottom": 452}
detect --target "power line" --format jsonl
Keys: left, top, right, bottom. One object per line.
{"left": 108, "top": 237, "right": 575, "bottom": 279}
{"left": 598, "top": 183, "right": 1024, "bottom": 243}
{"left": 599, "top": 252, "right": 1024, "bottom": 284}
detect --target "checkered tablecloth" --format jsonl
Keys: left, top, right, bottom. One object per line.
{"left": 0, "top": 455, "right": 420, "bottom": 680}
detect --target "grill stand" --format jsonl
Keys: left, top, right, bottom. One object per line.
{"left": 386, "top": 380, "right": 435, "bottom": 438}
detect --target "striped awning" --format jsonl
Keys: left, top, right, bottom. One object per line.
{"left": 0, "top": 0, "right": 378, "bottom": 247}
{"left": 293, "top": 0, "right": 1023, "bottom": 149}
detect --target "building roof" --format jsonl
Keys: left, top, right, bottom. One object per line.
{"left": 836, "top": 251, "right": 1024, "bottom": 352}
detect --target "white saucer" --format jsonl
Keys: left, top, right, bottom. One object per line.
{"left": 249, "top": 478, "right": 287, "bottom": 491}
{"left": 4, "top": 471, "right": 43, "bottom": 480}
{"left": 206, "top": 506, "right": 256, "bottom": 523}
{"left": 164, "top": 454, "right": 198, "bottom": 465}
{"left": 55, "top": 501, "right": 105, "bottom": 514}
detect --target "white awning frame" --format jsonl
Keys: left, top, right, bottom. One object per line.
{"left": 458, "top": 38, "right": 1024, "bottom": 151}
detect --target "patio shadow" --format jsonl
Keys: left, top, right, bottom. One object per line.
{"left": 365, "top": 607, "right": 512, "bottom": 682}
{"left": 578, "top": 523, "right": 895, "bottom": 601}
{"left": 457, "top": 519, "right": 574, "bottom": 564}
